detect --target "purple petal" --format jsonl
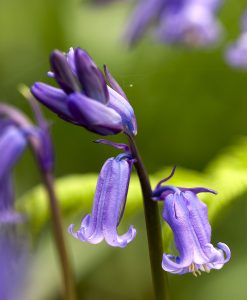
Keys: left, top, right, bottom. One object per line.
{"left": 31, "top": 82, "right": 74, "bottom": 121}
{"left": 0, "top": 125, "right": 27, "bottom": 223}
{"left": 102, "top": 158, "right": 136, "bottom": 247}
{"left": 183, "top": 191, "right": 212, "bottom": 245}
{"left": 0, "top": 126, "right": 27, "bottom": 180}
{"left": 66, "top": 47, "right": 77, "bottom": 75}
{"left": 163, "top": 193, "right": 195, "bottom": 266}
{"left": 50, "top": 50, "right": 80, "bottom": 94}
{"left": 68, "top": 156, "right": 112, "bottom": 244}
{"left": 68, "top": 92, "right": 123, "bottom": 135}
{"left": 162, "top": 253, "right": 186, "bottom": 274}
{"left": 217, "top": 242, "right": 231, "bottom": 263}
{"left": 124, "top": 0, "right": 163, "bottom": 45}
{"left": 104, "top": 65, "right": 127, "bottom": 100}
{"left": 74, "top": 48, "right": 109, "bottom": 103}
{"left": 225, "top": 34, "right": 247, "bottom": 69}
{"left": 107, "top": 87, "right": 137, "bottom": 135}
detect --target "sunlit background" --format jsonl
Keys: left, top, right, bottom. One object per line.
{"left": 0, "top": 0, "right": 247, "bottom": 299}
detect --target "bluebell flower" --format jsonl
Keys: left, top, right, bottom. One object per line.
{"left": 31, "top": 48, "right": 137, "bottom": 136}
{"left": 0, "top": 121, "right": 27, "bottom": 223}
{"left": 153, "top": 173, "right": 231, "bottom": 275}
{"left": 225, "top": 12, "right": 247, "bottom": 69}
{"left": 126, "top": 0, "right": 222, "bottom": 47}
{"left": 68, "top": 152, "right": 136, "bottom": 248}
{"left": 0, "top": 102, "right": 54, "bottom": 173}
{"left": 0, "top": 102, "right": 54, "bottom": 222}
{"left": 157, "top": 0, "right": 222, "bottom": 47}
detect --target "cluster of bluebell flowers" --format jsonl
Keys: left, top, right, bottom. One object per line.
{"left": 31, "top": 47, "right": 231, "bottom": 275}
{"left": 31, "top": 48, "right": 137, "bottom": 136}
{"left": 125, "top": 0, "right": 223, "bottom": 47}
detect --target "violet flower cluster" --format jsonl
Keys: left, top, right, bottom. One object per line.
{"left": 31, "top": 47, "right": 138, "bottom": 248}
{"left": 31, "top": 47, "right": 231, "bottom": 276}
{"left": 125, "top": 0, "right": 223, "bottom": 47}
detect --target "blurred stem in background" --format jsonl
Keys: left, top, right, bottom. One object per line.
{"left": 127, "top": 133, "right": 170, "bottom": 300}
{"left": 41, "top": 171, "right": 77, "bottom": 300}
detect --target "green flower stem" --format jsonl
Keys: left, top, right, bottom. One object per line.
{"left": 127, "top": 133, "right": 170, "bottom": 300}
{"left": 42, "top": 171, "right": 77, "bottom": 300}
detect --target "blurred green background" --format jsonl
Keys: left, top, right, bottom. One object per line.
{"left": 0, "top": 0, "right": 247, "bottom": 299}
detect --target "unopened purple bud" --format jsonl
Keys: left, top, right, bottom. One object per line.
{"left": 68, "top": 154, "right": 136, "bottom": 247}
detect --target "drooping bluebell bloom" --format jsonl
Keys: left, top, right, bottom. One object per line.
{"left": 225, "top": 12, "right": 247, "bottom": 69}
{"left": 31, "top": 48, "right": 137, "bottom": 136}
{"left": 0, "top": 121, "right": 27, "bottom": 223}
{"left": 126, "top": 0, "right": 222, "bottom": 47}
{"left": 68, "top": 152, "right": 136, "bottom": 248}
{"left": 0, "top": 102, "right": 54, "bottom": 222}
{"left": 157, "top": 0, "right": 223, "bottom": 47}
{"left": 153, "top": 172, "right": 231, "bottom": 275}
{"left": 0, "top": 102, "right": 54, "bottom": 173}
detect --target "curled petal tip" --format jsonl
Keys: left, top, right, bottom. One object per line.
{"left": 68, "top": 224, "right": 78, "bottom": 239}
{"left": 217, "top": 242, "right": 231, "bottom": 263}
{"left": 106, "top": 225, "right": 137, "bottom": 248}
